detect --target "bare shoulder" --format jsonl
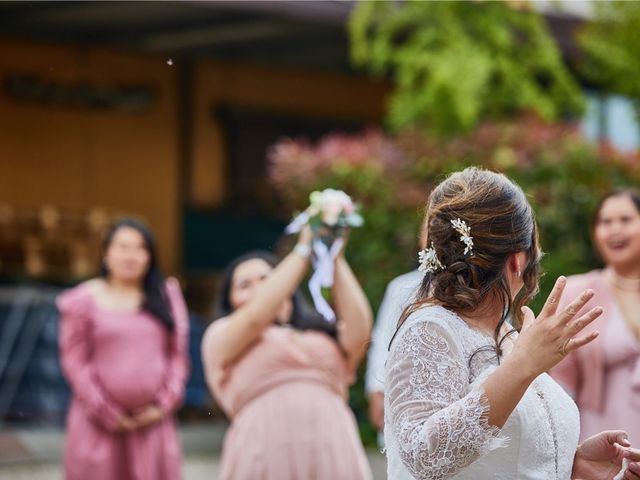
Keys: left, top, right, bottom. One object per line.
{"left": 82, "top": 277, "right": 105, "bottom": 293}
{"left": 57, "top": 277, "right": 103, "bottom": 312}
{"left": 202, "top": 318, "right": 230, "bottom": 345}
{"left": 63, "top": 277, "right": 104, "bottom": 299}
{"left": 79, "top": 278, "right": 110, "bottom": 303}
{"left": 201, "top": 318, "right": 232, "bottom": 366}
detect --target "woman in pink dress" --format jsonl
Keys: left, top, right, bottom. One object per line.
{"left": 57, "top": 218, "right": 189, "bottom": 480}
{"left": 551, "top": 189, "right": 640, "bottom": 445}
{"left": 201, "top": 227, "right": 373, "bottom": 480}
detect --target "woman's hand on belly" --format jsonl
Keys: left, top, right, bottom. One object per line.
{"left": 132, "top": 404, "right": 164, "bottom": 429}
{"left": 115, "top": 414, "right": 137, "bottom": 433}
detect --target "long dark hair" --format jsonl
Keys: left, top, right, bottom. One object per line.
{"left": 392, "top": 167, "right": 542, "bottom": 362}
{"left": 214, "top": 250, "right": 337, "bottom": 339}
{"left": 101, "top": 217, "right": 174, "bottom": 331}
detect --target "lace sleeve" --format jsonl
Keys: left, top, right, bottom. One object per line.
{"left": 385, "top": 316, "right": 507, "bottom": 479}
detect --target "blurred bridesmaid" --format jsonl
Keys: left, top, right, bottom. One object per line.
{"left": 57, "top": 218, "right": 189, "bottom": 480}
{"left": 551, "top": 189, "right": 640, "bottom": 444}
{"left": 202, "top": 227, "right": 373, "bottom": 480}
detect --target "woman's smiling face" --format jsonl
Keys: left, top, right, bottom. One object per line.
{"left": 594, "top": 194, "right": 640, "bottom": 270}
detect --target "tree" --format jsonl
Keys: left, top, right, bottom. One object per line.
{"left": 349, "top": 0, "right": 584, "bottom": 136}
{"left": 578, "top": 1, "right": 640, "bottom": 131}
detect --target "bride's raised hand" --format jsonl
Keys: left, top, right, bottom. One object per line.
{"left": 511, "top": 276, "right": 602, "bottom": 377}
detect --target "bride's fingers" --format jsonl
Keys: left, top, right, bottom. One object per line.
{"left": 625, "top": 462, "right": 640, "bottom": 479}
{"left": 564, "top": 331, "right": 599, "bottom": 355}
{"left": 539, "top": 276, "right": 567, "bottom": 319}
{"left": 565, "top": 307, "right": 603, "bottom": 334}
{"left": 520, "top": 306, "right": 535, "bottom": 331}
{"left": 612, "top": 431, "right": 631, "bottom": 448}
{"left": 625, "top": 448, "right": 640, "bottom": 462}
{"left": 558, "top": 289, "right": 595, "bottom": 324}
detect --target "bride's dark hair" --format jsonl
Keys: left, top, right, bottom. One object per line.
{"left": 392, "top": 167, "right": 542, "bottom": 358}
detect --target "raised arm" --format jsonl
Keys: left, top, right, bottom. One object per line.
{"left": 332, "top": 253, "right": 373, "bottom": 371}
{"left": 212, "top": 230, "right": 312, "bottom": 368}
{"left": 483, "top": 277, "right": 600, "bottom": 428}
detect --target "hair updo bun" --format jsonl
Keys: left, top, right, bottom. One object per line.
{"left": 401, "top": 167, "right": 542, "bottom": 337}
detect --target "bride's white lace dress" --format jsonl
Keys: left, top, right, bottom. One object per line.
{"left": 384, "top": 305, "right": 580, "bottom": 479}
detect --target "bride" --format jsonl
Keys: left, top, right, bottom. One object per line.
{"left": 385, "top": 167, "right": 640, "bottom": 480}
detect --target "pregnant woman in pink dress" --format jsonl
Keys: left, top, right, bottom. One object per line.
{"left": 551, "top": 189, "right": 640, "bottom": 445}
{"left": 57, "top": 218, "right": 189, "bottom": 480}
{"left": 202, "top": 228, "right": 373, "bottom": 480}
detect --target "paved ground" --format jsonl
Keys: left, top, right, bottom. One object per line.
{"left": 0, "top": 455, "right": 216, "bottom": 480}
{"left": 0, "top": 422, "right": 387, "bottom": 479}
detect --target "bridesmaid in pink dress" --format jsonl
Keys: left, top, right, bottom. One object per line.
{"left": 57, "top": 218, "right": 189, "bottom": 480}
{"left": 551, "top": 190, "right": 640, "bottom": 445}
{"left": 202, "top": 227, "right": 373, "bottom": 480}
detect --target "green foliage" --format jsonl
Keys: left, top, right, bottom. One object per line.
{"left": 578, "top": 1, "right": 640, "bottom": 120}
{"left": 349, "top": 0, "right": 584, "bottom": 135}
{"left": 268, "top": 118, "right": 640, "bottom": 445}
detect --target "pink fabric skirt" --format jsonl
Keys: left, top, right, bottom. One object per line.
{"left": 64, "top": 400, "right": 182, "bottom": 480}
{"left": 218, "top": 381, "right": 372, "bottom": 480}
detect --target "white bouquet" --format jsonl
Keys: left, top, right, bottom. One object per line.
{"left": 307, "top": 188, "right": 363, "bottom": 228}
{"left": 293, "top": 189, "right": 363, "bottom": 245}
{"left": 285, "top": 189, "right": 363, "bottom": 322}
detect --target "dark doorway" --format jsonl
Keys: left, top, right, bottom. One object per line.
{"left": 215, "top": 104, "right": 363, "bottom": 216}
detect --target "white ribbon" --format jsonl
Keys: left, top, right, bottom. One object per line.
{"left": 307, "top": 237, "right": 343, "bottom": 323}
{"left": 613, "top": 457, "right": 630, "bottom": 480}
{"left": 285, "top": 212, "right": 310, "bottom": 235}
{"left": 285, "top": 212, "right": 343, "bottom": 323}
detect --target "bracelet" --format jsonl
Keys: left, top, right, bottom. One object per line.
{"left": 293, "top": 243, "right": 312, "bottom": 258}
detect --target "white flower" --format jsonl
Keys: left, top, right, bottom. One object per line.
{"left": 346, "top": 212, "right": 364, "bottom": 227}
{"left": 305, "top": 188, "right": 362, "bottom": 228}
{"left": 450, "top": 218, "right": 473, "bottom": 255}
{"left": 418, "top": 243, "right": 444, "bottom": 273}
{"left": 322, "top": 199, "right": 343, "bottom": 226}
{"left": 307, "top": 190, "right": 323, "bottom": 208}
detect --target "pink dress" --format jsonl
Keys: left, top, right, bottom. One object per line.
{"left": 57, "top": 278, "right": 190, "bottom": 480}
{"left": 550, "top": 269, "right": 640, "bottom": 444}
{"left": 204, "top": 320, "right": 372, "bottom": 480}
